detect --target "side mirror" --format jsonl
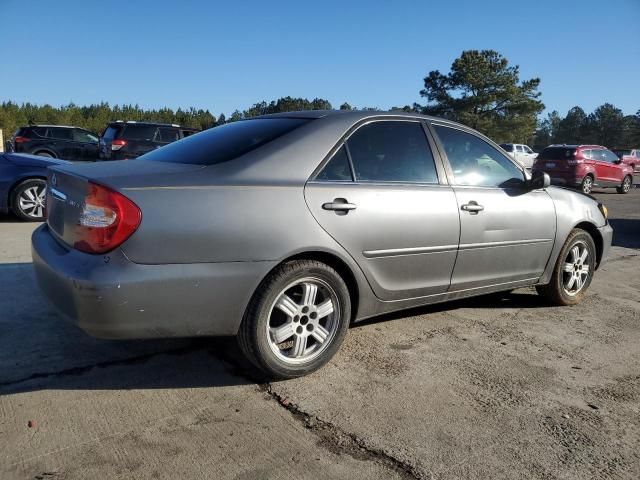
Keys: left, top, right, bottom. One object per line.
{"left": 529, "top": 170, "right": 550, "bottom": 189}
{"left": 614, "top": 159, "right": 622, "bottom": 164}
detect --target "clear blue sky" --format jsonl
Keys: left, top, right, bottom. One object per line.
{"left": 1, "top": 0, "right": 638, "bottom": 118}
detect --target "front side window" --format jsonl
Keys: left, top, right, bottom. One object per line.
{"left": 603, "top": 150, "right": 620, "bottom": 163}
{"left": 433, "top": 125, "right": 524, "bottom": 188}
{"left": 524, "top": 146, "right": 534, "bottom": 154}
{"left": 316, "top": 145, "right": 352, "bottom": 181}
{"left": 346, "top": 121, "right": 438, "bottom": 183}
{"left": 636, "top": 151, "right": 640, "bottom": 159}
{"left": 73, "top": 129, "right": 98, "bottom": 143}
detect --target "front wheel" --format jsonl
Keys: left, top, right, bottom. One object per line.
{"left": 11, "top": 178, "right": 47, "bottom": 221}
{"left": 238, "top": 260, "right": 351, "bottom": 379}
{"left": 536, "top": 229, "right": 596, "bottom": 306}
{"left": 617, "top": 175, "right": 632, "bottom": 194}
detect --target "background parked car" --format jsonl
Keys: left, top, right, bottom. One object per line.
{"left": 499, "top": 143, "right": 537, "bottom": 169}
{"left": 98, "top": 121, "right": 199, "bottom": 160}
{"left": 0, "top": 152, "right": 69, "bottom": 221}
{"left": 10, "top": 125, "right": 99, "bottom": 161}
{"left": 612, "top": 148, "right": 640, "bottom": 174}
{"left": 532, "top": 144, "right": 633, "bottom": 194}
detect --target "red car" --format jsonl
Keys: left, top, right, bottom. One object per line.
{"left": 532, "top": 144, "right": 634, "bottom": 194}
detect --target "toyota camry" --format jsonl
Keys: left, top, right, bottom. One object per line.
{"left": 32, "top": 110, "right": 613, "bottom": 378}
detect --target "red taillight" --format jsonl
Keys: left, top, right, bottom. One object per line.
{"left": 111, "top": 139, "right": 127, "bottom": 151}
{"left": 74, "top": 182, "right": 141, "bottom": 254}
{"left": 14, "top": 136, "right": 28, "bottom": 143}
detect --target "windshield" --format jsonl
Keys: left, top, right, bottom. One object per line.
{"left": 142, "top": 118, "right": 311, "bottom": 165}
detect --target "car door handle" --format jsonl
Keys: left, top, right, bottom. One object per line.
{"left": 322, "top": 198, "right": 356, "bottom": 213}
{"left": 461, "top": 201, "right": 484, "bottom": 214}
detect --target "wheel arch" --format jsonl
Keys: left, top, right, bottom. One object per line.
{"left": 7, "top": 175, "right": 47, "bottom": 209}
{"left": 31, "top": 148, "right": 58, "bottom": 158}
{"left": 251, "top": 250, "right": 362, "bottom": 324}
{"left": 574, "top": 221, "right": 604, "bottom": 269}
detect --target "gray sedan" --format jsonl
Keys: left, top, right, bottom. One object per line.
{"left": 32, "top": 111, "right": 613, "bottom": 378}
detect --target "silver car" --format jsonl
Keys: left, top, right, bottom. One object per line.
{"left": 32, "top": 111, "right": 613, "bottom": 378}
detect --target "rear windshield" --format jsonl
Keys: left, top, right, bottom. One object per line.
{"left": 538, "top": 147, "right": 576, "bottom": 160}
{"left": 142, "top": 118, "right": 311, "bottom": 165}
{"left": 500, "top": 144, "right": 514, "bottom": 152}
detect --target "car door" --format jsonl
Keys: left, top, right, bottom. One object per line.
{"left": 72, "top": 129, "right": 99, "bottom": 161}
{"left": 591, "top": 149, "right": 616, "bottom": 184}
{"left": 430, "top": 123, "right": 556, "bottom": 291}
{"left": 602, "top": 149, "right": 625, "bottom": 184}
{"left": 48, "top": 127, "right": 78, "bottom": 159}
{"left": 304, "top": 119, "right": 460, "bottom": 301}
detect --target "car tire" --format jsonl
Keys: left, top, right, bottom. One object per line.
{"left": 580, "top": 175, "right": 594, "bottom": 194}
{"left": 536, "top": 228, "right": 596, "bottom": 306}
{"left": 238, "top": 260, "right": 351, "bottom": 379}
{"left": 11, "top": 178, "right": 47, "bottom": 222}
{"left": 34, "top": 151, "right": 55, "bottom": 158}
{"left": 617, "top": 175, "right": 632, "bottom": 194}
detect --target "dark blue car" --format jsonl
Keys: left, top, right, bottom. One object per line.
{"left": 0, "top": 153, "right": 69, "bottom": 221}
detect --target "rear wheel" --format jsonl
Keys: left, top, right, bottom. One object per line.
{"left": 238, "top": 260, "right": 351, "bottom": 379}
{"left": 580, "top": 175, "right": 594, "bottom": 194}
{"left": 34, "top": 151, "right": 54, "bottom": 158}
{"left": 617, "top": 175, "right": 632, "bottom": 194}
{"left": 536, "top": 229, "right": 596, "bottom": 306}
{"left": 11, "top": 178, "right": 47, "bottom": 221}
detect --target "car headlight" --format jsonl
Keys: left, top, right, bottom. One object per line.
{"left": 598, "top": 203, "right": 608, "bottom": 220}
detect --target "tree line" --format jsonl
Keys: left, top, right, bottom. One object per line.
{"left": 1, "top": 50, "right": 638, "bottom": 150}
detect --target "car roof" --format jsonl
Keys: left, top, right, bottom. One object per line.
{"left": 251, "top": 109, "right": 463, "bottom": 126}
{"left": 108, "top": 121, "right": 184, "bottom": 127}
{"left": 24, "top": 124, "right": 79, "bottom": 129}
{"left": 547, "top": 144, "right": 606, "bottom": 149}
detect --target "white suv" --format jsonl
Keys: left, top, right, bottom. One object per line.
{"left": 500, "top": 143, "right": 537, "bottom": 170}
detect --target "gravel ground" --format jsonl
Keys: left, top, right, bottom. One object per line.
{"left": 1, "top": 188, "right": 638, "bottom": 479}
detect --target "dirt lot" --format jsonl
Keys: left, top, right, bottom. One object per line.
{"left": 1, "top": 188, "right": 639, "bottom": 479}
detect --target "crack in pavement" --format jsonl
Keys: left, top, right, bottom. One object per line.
{"left": 257, "top": 383, "right": 425, "bottom": 480}
{"left": 4, "top": 339, "right": 425, "bottom": 479}
{"left": 0, "top": 344, "right": 206, "bottom": 389}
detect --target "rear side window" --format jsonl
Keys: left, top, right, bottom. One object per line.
{"left": 48, "top": 128, "right": 73, "bottom": 140}
{"left": 156, "top": 127, "right": 180, "bottom": 142}
{"left": 346, "top": 121, "right": 438, "bottom": 183}
{"left": 516, "top": 145, "right": 524, "bottom": 153}
{"left": 316, "top": 146, "right": 353, "bottom": 181}
{"left": 143, "top": 118, "right": 311, "bottom": 165}
{"left": 121, "top": 125, "right": 157, "bottom": 141}
{"left": 102, "top": 125, "right": 120, "bottom": 140}
{"left": 539, "top": 147, "right": 576, "bottom": 160}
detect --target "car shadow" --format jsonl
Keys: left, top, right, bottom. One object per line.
{"left": 0, "top": 262, "right": 258, "bottom": 397}
{"left": 0, "top": 261, "right": 558, "bottom": 396}
{"left": 609, "top": 218, "right": 640, "bottom": 249}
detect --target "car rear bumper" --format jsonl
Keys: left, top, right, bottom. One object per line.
{"left": 31, "top": 225, "right": 276, "bottom": 339}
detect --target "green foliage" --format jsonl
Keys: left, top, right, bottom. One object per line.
{"left": 0, "top": 101, "right": 217, "bottom": 137}
{"left": 533, "top": 104, "right": 640, "bottom": 149}
{"left": 417, "top": 50, "right": 544, "bottom": 143}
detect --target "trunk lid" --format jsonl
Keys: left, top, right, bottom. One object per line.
{"left": 45, "top": 160, "right": 204, "bottom": 247}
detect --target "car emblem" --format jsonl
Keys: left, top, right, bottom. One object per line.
{"left": 51, "top": 174, "right": 57, "bottom": 186}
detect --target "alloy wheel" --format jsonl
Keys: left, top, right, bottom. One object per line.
{"left": 266, "top": 277, "right": 340, "bottom": 365}
{"left": 562, "top": 241, "right": 590, "bottom": 296}
{"left": 18, "top": 184, "right": 46, "bottom": 219}
{"left": 622, "top": 176, "right": 631, "bottom": 193}
{"left": 582, "top": 176, "right": 593, "bottom": 194}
